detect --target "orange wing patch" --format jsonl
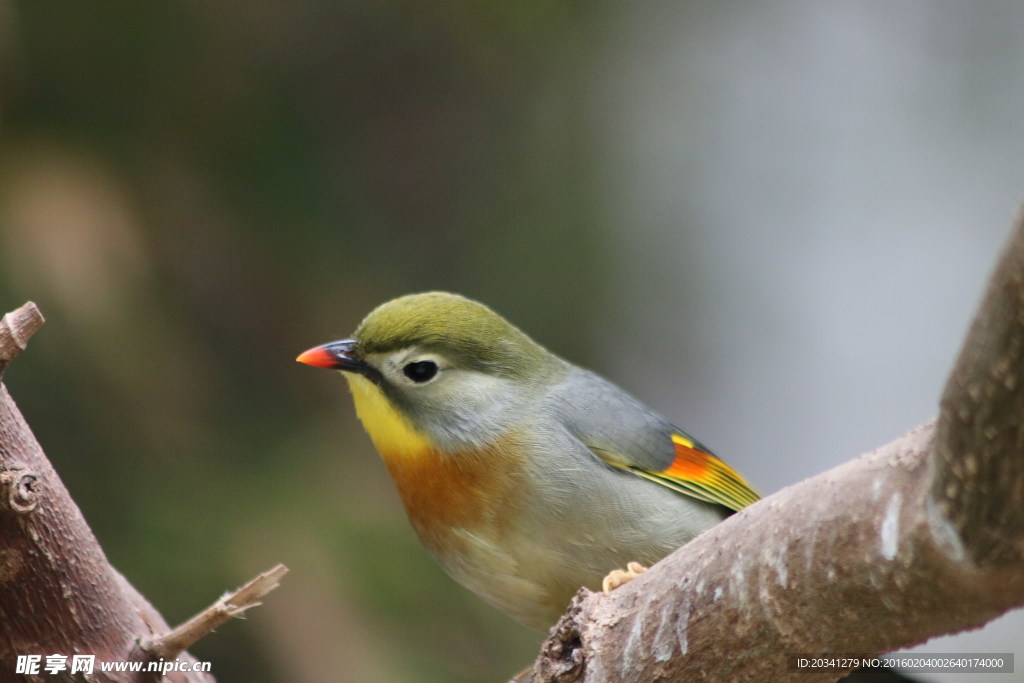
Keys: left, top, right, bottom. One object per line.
{"left": 626, "top": 433, "right": 760, "bottom": 511}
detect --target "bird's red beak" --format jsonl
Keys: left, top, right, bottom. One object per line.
{"left": 296, "top": 339, "right": 370, "bottom": 373}
{"left": 296, "top": 345, "right": 343, "bottom": 369}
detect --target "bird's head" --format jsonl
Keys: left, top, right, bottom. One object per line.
{"left": 298, "top": 292, "right": 565, "bottom": 450}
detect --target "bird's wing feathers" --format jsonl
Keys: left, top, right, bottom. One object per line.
{"left": 616, "top": 432, "right": 760, "bottom": 511}
{"left": 551, "top": 367, "right": 759, "bottom": 512}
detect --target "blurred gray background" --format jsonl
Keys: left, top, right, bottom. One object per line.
{"left": 0, "top": 1, "right": 1021, "bottom": 681}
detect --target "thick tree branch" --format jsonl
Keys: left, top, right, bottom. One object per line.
{"left": 933, "top": 210, "right": 1024, "bottom": 566}
{"left": 0, "top": 302, "right": 285, "bottom": 681}
{"left": 528, "top": 212, "right": 1024, "bottom": 681}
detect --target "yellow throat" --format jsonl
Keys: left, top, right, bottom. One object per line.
{"left": 343, "top": 373, "right": 431, "bottom": 459}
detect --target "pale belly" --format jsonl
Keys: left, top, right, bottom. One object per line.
{"left": 410, "top": 471, "right": 729, "bottom": 631}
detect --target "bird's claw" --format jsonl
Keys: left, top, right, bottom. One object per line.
{"left": 601, "top": 561, "right": 648, "bottom": 594}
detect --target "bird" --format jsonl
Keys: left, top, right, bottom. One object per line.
{"left": 296, "top": 291, "right": 759, "bottom": 631}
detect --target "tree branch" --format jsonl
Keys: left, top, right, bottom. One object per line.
{"left": 528, "top": 212, "right": 1024, "bottom": 681}
{"left": 0, "top": 302, "right": 44, "bottom": 378}
{"left": 933, "top": 209, "right": 1024, "bottom": 566}
{"left": 142, "top": 564, "right": 289, "bottom": 660}
{"left": 0, "top": 302, "right": 286, "bottom": 681}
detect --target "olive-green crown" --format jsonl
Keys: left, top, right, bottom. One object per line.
{"left": 354, "top": 292, "right": 559, "bottom": 380}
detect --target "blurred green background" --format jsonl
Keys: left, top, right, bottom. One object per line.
{"left": 2, "top": 2, "right": 1024, "bottom": 682}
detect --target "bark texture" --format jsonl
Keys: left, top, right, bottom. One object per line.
{"left": 0, "top": 303, "right": 213, "bottom": 682}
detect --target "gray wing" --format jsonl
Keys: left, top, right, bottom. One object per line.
{"left": 543, "top": 366, "right": 759, "bottom": 511}
{"left": 544, "top": 366, "right": 693, "bottom": 469}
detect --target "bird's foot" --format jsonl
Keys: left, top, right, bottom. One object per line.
{"left": 601, "top": 561, "right": 648, "bottom": 594}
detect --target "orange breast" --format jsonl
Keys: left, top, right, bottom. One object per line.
{"left": 380, "top": 436, "right": 527, "bottom": 555}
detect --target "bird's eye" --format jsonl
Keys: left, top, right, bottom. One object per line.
{"left": 403, "top": 360, "right": 438, "bottom": 383}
